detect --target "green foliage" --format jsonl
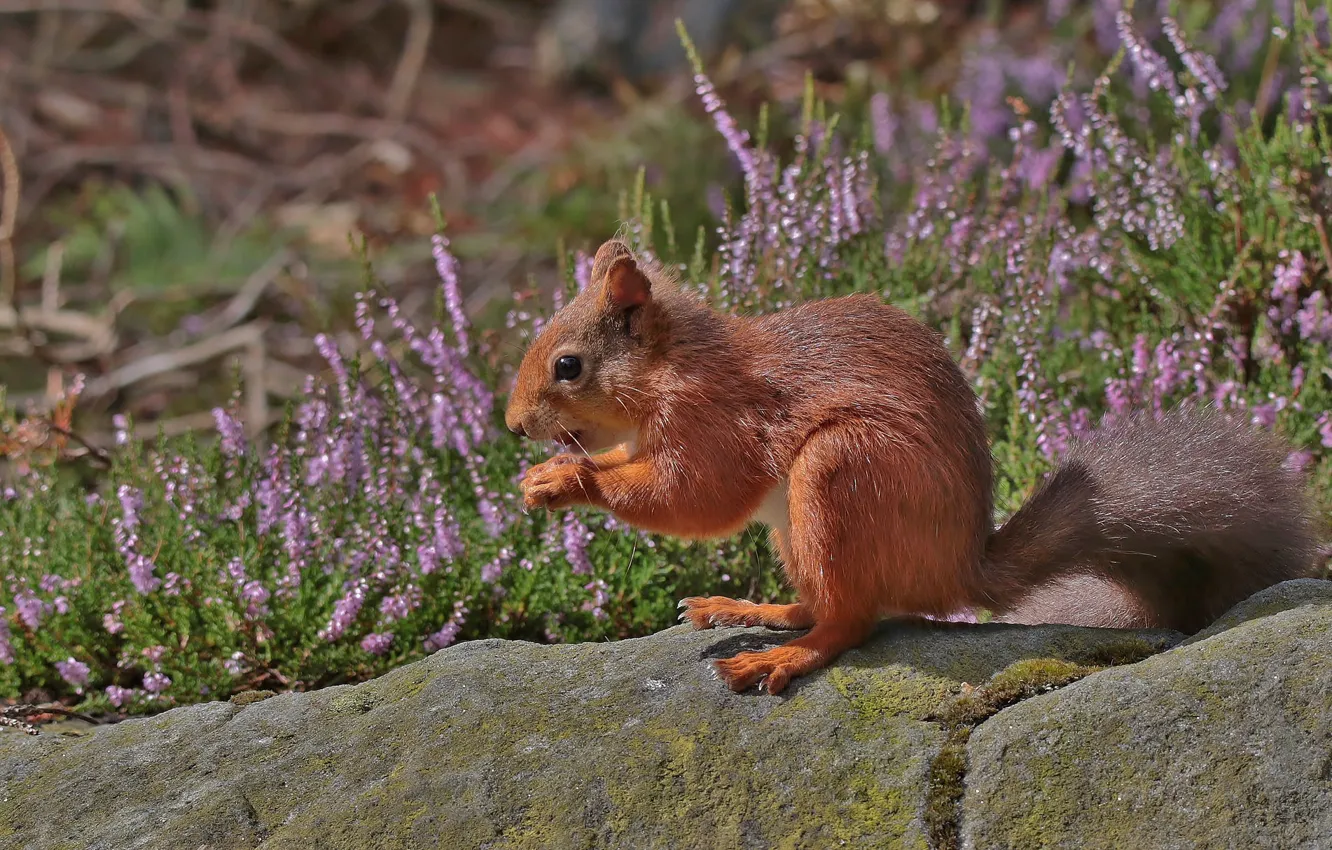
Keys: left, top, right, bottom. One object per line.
{"left": 21, "top": 181, "right": 294, "bottom": 293}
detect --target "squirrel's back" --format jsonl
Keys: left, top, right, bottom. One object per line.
{"left": 742, "top": 295, "right": 990, "bottom": 471}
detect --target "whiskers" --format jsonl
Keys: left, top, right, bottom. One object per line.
{"left": 556, "top": 418, "right": 594, "bottom": 503}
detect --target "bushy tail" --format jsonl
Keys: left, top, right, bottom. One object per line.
{"left": 981, "top": 408, "right": 1321, "bottom": 633}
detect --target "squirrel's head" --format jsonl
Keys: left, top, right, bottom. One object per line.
{"left": 505, "top": 239, "right": 665, "bottom": 453}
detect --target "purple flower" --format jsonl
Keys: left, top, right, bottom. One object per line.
{"left": 105, "top": 685, "right": 136, "bottom": 707}
{"left": 379, "top": 587, "right": 421, "bottom": 622}
{"left": 431, "top": 233, "right": 471, "bottom": 355}
{"left": 1250, "top": 403, "right": 1279, "bottom": 429}
{"left": 562, "top": 513, "right": 595, "bottom": 576}
{"left": 869, "top": 92, "right": 897, "bottom": 155}
{"left": 114, "top": 486, "right": 160, "bottom": 594}
{"left": 1163, "top": 17, "right": 1227, "bottom": 102}
{"left": 0, "top": 611, "right": 13, "bottom": 665}
{"left": 240, "top": 581, "right": 271, "bottom": 619}
{"left": 142, "top": 672, "right": 171, "bottom": 694}
{"left": 424, "top": 621, "right": 461, "bottom": 653}
{"left": 1296, "top": 292, "right": 1332, "bottom": 344}
{"left": 319, "top": 580, "right": 367, "bottom": 642}
{"left": 480, "top": 549, "right": 512, "bottom": 584}
{"left": 1117, "top": 11, "right": 1180, "bottom": 100}
{"left": 212, "top": 407, "right": 246, "bottom": 458}
{"left": 56, "top": 658, "right": 91, "bottom": 693}
{"left": 581, "top": 579, "right": 610, "bottom": 621}
{"left": 1269, "top": 250, "right": 1306, "bottom": 334}
{"left": 14, "top": 590, "right": 48, "bottom": 630}
{"left": 224, "top": 652, "right": 248, "bottom": 677}
{"left": 360, "top": 632, "right": 393, "bottom": 656}
{"left": 112, "top": 414, "right": 130, "bottom": 446}
{"left": 103, "top": 599, "right": 126, "bottom": 635}
{"left": 1286, "top": 450, "right": 1315, "bottom": 473}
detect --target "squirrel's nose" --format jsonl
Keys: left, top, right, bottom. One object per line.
{"left": 509, "top": 422, "right": 527, "bottom": 438}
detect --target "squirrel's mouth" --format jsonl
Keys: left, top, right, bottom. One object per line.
{"left": 553, "top": 430, "right": 585, "bottom": 451}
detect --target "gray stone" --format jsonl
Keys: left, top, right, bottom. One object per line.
{"left": 0, "top": 616, "right": 1183, "bottom": 849}
{"left": 961, "top": 579, "right": 1332, "bottom": 850}
{"left": 5, "top": 581, "right": 1329, "bottom": 849}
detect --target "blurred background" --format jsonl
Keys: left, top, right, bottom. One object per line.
{"left": 0, "top": 0, "right": 1196, "bottom": 444}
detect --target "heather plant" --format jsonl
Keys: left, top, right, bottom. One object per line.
{"left": 0, "top": 232, "right": 789, "bottom": 713}
{"left": 3, "top": 2, "right": 1331, "bottom": 714}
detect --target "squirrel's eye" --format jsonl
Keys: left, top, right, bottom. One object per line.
{"left": 554, "top": 355, "right": 582, "bottom": 382}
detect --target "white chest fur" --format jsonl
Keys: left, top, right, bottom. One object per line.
{"left": 751, "top": 479, "right": 790, "bottom": 534}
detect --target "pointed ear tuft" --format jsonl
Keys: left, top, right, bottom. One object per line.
{"left": 603, "top": 255, "right": 651, "bottom": 310}
{"left": 593, "top": 239, "right": 632, "bottom": 268}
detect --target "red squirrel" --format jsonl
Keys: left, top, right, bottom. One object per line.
{"left": 504, "top": 239, "right": 1320, "bottom": 694}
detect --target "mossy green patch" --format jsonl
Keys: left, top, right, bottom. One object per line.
{"left": 923, "top": 728, "right": 970, "bottom": 850}
{"left": 829, "top": 664, "right": 956, "bottom": 728}
{"left": 836, "top": 760, "right": 929, "bottom": 850}
{"left": 921, "top": 656, "right": 1106, "bottom": 849}
{"left": 230, "top": 689, "right": 276, "bottom": 706}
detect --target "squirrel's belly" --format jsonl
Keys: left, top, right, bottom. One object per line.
{"left": 751, "top": 479, "right": 790, "bottom": 534}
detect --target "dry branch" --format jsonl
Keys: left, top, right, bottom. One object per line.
{"left": 0, "top": 119, "right": 17, "bottom": 306}
{"left": 85, "top": 321, "right": 265, "bottom": 398}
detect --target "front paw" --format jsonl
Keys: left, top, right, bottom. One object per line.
{"left": 677, "top": 596, "right": 758, "bottom": 630}
{"left": 526, "top": 453, "right": 585, "bottom": 479}
{"left": 521, "top": 457, "right": 595, "bottom": 511}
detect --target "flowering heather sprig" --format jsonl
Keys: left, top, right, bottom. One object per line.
{"left": 691, "top": 67, "right": 757, "bottom": 179}
{"left": 212, "top": 407, "right": 246, "bottom": 459}
{"left": 1318, "top": 412, "right": 1332, "bottom": 449}
{"left": 1296, "top": 292, "right": 1332, "bottom": 344}
{"left": 105, "top": 685, "right": 137, "bottom": 708}
{"left": 1117, "top": 11, "right": 1180, "bottom": 100}
{"left": 480, "top": 548, "right": 512, "bottom": 584}
{"left": 114, "top": 486, "right": 160, "bottom": 594}
{"left": 1269, "top": 250, "right": 1308, "bottom": 334}
{"left": 379, "top": 586, "right": 422, "bottom": 622}
{"left": 361, "top": 632, "right": 393, "bottom": 656}
{"left": 425, "top": 598, "right": 469, "bottom": 653}
{"left": 1163, "top": 17, "right": 1228, "bottom": 102}
{"left": 142, "top": 672, "right": 171, "bottom": 694}
{"left": 869, "top": 92, "right": 896, "bottom": 155}
{"left": 431, "top": 233, "right": 471, "bottom": 355}
{"left": 55, "top": 658, "right": 90, "bottom": 694}
{"left": 14, "top": 590, "right": 48, "bottom": 630}
{"left": 0, "top": 611, "right": 13, "bottom": 665}
{"left": 688, "top": 58, "right": 876, "bottom": 307}
{"left": 582, "top": 579, "right": 610, "bottom": 620}
{"left": 562, "top": 512, "right": 595, "bottom": 576}
{"left": 319, "top": 580, "right": 368, "bottom": 642}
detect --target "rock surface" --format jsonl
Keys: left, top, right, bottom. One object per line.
{"left": 962, "top": 578, "right": 1332, "bottom": 850}
{"left": 0, "top": 580, "right": 1328, "bottom": 850}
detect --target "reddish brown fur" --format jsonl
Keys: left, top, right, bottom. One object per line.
{"left": 506, "top": 239, "right": 1321, "bottom": 694}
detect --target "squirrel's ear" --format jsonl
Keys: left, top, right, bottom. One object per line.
{"left": 596, "top": 245, "right": 651, "bottom": 310}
